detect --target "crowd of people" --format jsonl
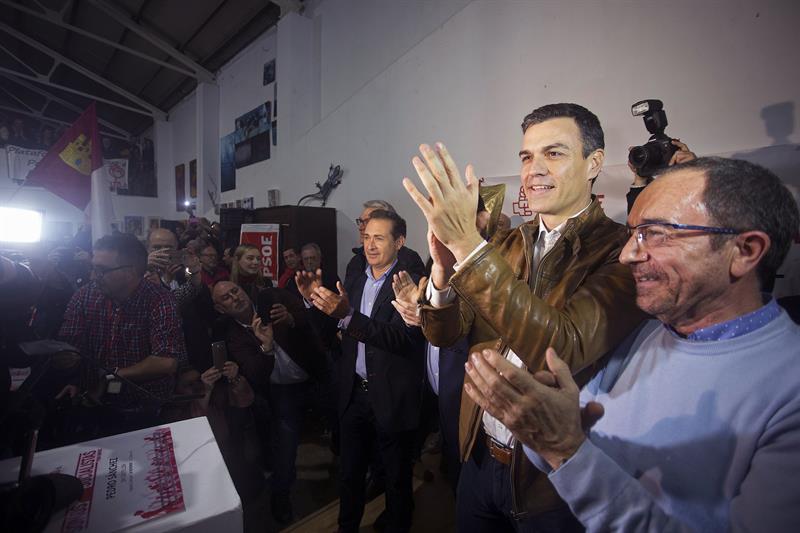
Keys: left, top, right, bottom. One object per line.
{"left": 1, "top": 102, "right": 799, "bottom": 533}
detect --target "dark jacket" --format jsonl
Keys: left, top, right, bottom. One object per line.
{"left": 214, "top": 287, "right": 325, "bottom": 394}
{"left": 312, "top": 260, "right": 426, "bottom": 432}
{"left": 420, "top": 196, "right": 647, "bottom": 518}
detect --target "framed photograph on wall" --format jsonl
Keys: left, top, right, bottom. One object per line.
{"left": 268, "top": 189, "right": 279, "bottom": 207}
{"left": 220, "top": 133, "right": 236, "bottom": 192}
{"left": 104, "top": 135, "right": 157, "bottom": 198}
{"left": 233, "top": 102, "right": 272, "bottom": 168}
{"left": 175, "top": 163, "right": 186, "bottom": 211}
{"left": 189, "top": 159, "right": 197, "bottom": 198}
{"left": 146, "top": 216, "right": 160, "bottom": 232}
{"left": 124, "top": 215, "right": 144, "bottom": 237}
{"left": 263, "top": 59, "right": 275, "bottom": 86}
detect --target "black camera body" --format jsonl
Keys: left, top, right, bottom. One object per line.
{"left": 628, "top": 99, "right": 678, "bottom": 178}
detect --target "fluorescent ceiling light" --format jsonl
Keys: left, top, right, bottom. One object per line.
{"left": 0, "top": 207, "right": 43, "bottom": 243}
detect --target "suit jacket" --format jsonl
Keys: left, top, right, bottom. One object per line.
{"left": 314, "top": 260, "right": 426, "bottom": 432}
{"left": 214, "top": 287, "right": 325, "bottom": 394}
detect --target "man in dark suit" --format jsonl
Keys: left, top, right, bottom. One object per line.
{"left": 298, "top": 210, "right": 426, "bottom": 533}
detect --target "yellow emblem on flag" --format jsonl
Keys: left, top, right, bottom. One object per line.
{"left": 59, "top": 134, "right": 92, "bottom": 175}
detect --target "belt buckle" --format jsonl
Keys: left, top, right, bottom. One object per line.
{"left": 486, "top": 435, "right": 511, "bottom": 465}
{"left": 357, "top": 377, "right": 368, "bottom": 392}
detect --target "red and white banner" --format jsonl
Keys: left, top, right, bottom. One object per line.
{"left": 240, "top": 223, "right": 280, "bottom": 281}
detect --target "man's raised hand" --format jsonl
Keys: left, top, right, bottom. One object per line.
{"left": 251, "top": 315, "right": 274, "bottom": 350}
{"left": 463, "top": 347, "right": 587, "bottom": 470}
{"left": 391, "top": 271, "right": 426, "bottom": 327}
{"left": 403, "top": 143, "right": 483, "bottom": 264}
{"left": 311, "top": 281, "right": 351, "bottom": 319}
{"left": 295, "top": 268, "right": 322, "bottom": 301}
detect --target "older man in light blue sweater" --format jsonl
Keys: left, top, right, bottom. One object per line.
{"left": 462, "top": 157, "right": 800, "bottom": 532}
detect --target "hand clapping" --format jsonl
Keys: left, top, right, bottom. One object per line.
{"left": 391, "top": 270, "right": 425, "bottom": 327}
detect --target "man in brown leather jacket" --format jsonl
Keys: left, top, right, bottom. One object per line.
{"left": 402, "top": 103, "right": 646, "bottom": 532}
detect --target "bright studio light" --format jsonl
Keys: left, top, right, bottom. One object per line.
{"left": 0, "top": 207, "right": 43, "bottom": 243}
{"left": 184, "top": 200, "right": 191, "bottom": 207}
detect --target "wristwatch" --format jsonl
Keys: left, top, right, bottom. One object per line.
{"left": 259, "top": 344, "right": 275, "bottom": 355}
{"left": 105, "top": 366, "right": 122, "bottom": 394}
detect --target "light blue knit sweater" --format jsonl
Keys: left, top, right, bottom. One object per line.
{"left": 526, "top": 311, "right": 800, "bottom": 532}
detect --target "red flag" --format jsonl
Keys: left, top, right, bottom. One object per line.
{"left": 26, "top": 102, "right": 102, "bottom": 210}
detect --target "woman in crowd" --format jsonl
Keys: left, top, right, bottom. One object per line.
{"left": 230, "top": 244, "right": 269, "bottom": 300}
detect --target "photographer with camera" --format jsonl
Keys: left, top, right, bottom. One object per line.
{"left": 145, "top": 228, "right": 217, "bottom": 373}
{"left": 626, "top": 100, "right": 697, "bottom": 212}
{"left": 145, "top": 228, "right": 203, "bottom": 301}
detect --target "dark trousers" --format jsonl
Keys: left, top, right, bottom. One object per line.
{"left": 269, "top": 381, "right": 309, "bottom": 494}
{"left": 437, "top": 340, "right": 469, "bottom": 492}
{"left": 456, "top": 435, "right": 583, "bottom": 533}
{"left": 338, "top": 383, "right": 415, "bottom": 533}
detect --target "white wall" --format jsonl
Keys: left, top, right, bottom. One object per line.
{"left": 205, "top": 0, "right": 800, "bottom": 277}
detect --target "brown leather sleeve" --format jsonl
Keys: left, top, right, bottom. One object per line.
{"left": 418, "top": 229, "right": 515, "bottom": 349}
{"left": 448, "top": 243, "right": 644, "bottom": 373}
{"left": 419, "top": 276, "right": 478, "bottom": 348}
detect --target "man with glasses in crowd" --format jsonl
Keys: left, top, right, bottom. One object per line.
{"left": 198, "top": 241, "right": 229, "bottom": 288}
{"left": 58, "top": 233, "right": 186, "bottom": 434}
{"left": 464, "top": 157, "right": 800, "bottom": 531}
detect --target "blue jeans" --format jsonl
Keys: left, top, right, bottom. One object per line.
{"left": 456, "top": 434, "right": 583, "bottom": 533}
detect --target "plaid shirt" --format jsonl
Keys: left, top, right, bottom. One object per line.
{"left": 59, "top": 279, "right": 187, "bottom": 405}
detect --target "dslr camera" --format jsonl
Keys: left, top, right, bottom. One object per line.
{"left": 628, "top": 99, "right": 678, "bottom": 178}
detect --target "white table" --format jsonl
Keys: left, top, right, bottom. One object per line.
{"left": 0, "top": 416, "right": 242, "bottom": 533}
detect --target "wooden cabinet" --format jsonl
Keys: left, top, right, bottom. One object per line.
{"left": 252, "top": 206, "right": 337, "bottom": 277}
{"left": 219, "top": 205, "right": 338, "bottom": 278}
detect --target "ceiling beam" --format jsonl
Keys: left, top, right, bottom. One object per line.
{"left": 0, "top": 41, "right": 40, "bottom": 77}
{"left": 0, "top": 82, "right": 34, "bottom": 112}
{"left": 87, "top": 0, "right": 216, "bottom": 83}
{"left": 0, "top": 102, "right": 128, "bottom": 141}
{"left": 272, "top": 0, "right": 304, "bottom": 16}
{"left": 0, "top": 0, "right": 199, "bottom": 79}
{"left": 0, "top": 69, "right": 155, "bottom": 118}
{"left": 59, "top": 0, "right": 76, "bottom": 19}
{"left": 6, "top": 76, "right": 132, "bottom": 139}
{"left": 0, "top": 20, "right": 166, "bottom": 120}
